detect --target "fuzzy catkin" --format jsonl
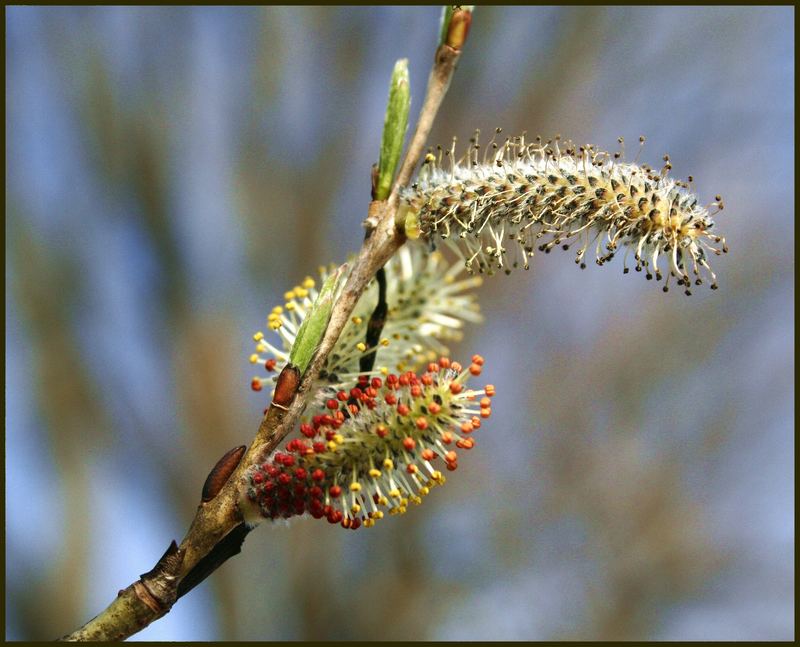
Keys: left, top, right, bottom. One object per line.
{"left": 401, "top": 133, "right": 727, "bottom": 295}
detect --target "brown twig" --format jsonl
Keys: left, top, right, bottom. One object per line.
{"left": 59, "top": 17, "right": 466, "bottom": 642}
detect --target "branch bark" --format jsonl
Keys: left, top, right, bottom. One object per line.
{"left": 60, "top": 26, "right": 465, "bottom": 643}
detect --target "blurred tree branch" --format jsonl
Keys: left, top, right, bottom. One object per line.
{"left": 60, "top": 8, "right": 470, "bottom": 641}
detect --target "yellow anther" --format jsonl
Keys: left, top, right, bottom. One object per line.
{"left": 420, "top": 486, "right": 430, "bottom": 496}
{"left": 249, "top": 354, "right": 259, "bottom": 364}
{"left": 383, "top": 458, "right": 394, "bottom": 470}
{"left": 269, "top": 321, "right": 282, "bottom": 330}
{"left": 398, "top": 506, "right": 407, "bottom": 514}
{"left": 333, "top": 433, "right": 344, "bottom": 444}
{"left": 352, "top": 316, "right": 363, "bottom": 325}
{"left": 295, "top": 288, "right": 308, "bottom": 298}
{"left": 256, "top": 343, "right": 268, "bottom": 353}
{"left": 424, "top": 153, "right": 436, "bottom": 163}
{"left": 327, "top": 441, "right": 337, "bottom": 451}
{"left": 253, "top": 332, "right": 264, "bottom": 341}
{"left": 350, "top": 504, "right": 361, "bottom": 514}
{"left": 271, "top": 306, "right": 283, "bottom": 314}
{"left": 374, "top": 510, "right": 384, "bottom": 519}
{"left": 389, "top": 489, "right": 401, "bottom": 499}
{"left": 267, "top": 313, "right": 280, "bottom": 322}
{"left": 378, "top": 496, "right": 388, "bottom": 506}
{"left": 380, "top": 338, "right": 390, "bottom": 346}
{"left": 356, "top": 342, "right": 367, "bottom": 352}
{"left": 349, "top": 482, "right": 362, "bottom": 493}
{"left": 380, "top": 366, "right": 389, "bottom": 375}
{"left": 411, "top": 496, "right": 422, "bottom": 505}
{"left": 369, "top": 468, "right": 381, "bottom": 478}
{"left": 302, "top": 277, "right": 315, "bottom": 289}
{"left": 396, "top": 361, "right": 407, "bottom": 372}
{"left": 285, "top": 301, "right": 296, "bottom": 311}
{"left": 284, "top": 290, "right": 295, "bottom": 300}
{"left": 400, "top": 498, "right": 409, "bottom": 506}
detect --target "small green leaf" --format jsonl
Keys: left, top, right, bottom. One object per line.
{"left": 376, "top": 59, "right": 410, "bottom": 200}
{"left": 289, "top": 264, "right": 347, "bottom": 373}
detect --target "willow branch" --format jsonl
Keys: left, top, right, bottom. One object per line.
{"left": 60, "top": 17, "right": 466, "bottom": 642}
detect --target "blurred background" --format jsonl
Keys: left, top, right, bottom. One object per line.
{"left": 6, "top": 6, "right": 794, "bottom": 640}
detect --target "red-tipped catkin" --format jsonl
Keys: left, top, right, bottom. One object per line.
{"left": 240, "top": 357, "right": 493, "bottom": 530}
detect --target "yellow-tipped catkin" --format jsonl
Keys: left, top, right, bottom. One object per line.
{"left": 401, "top": 132, "right": 727, "bottom": 294}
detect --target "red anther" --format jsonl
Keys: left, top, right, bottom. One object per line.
{"left": 323, "top": 505, "right": 332, "bottom": 515}
{"left": 312, "top": 468, "right": 325, "bottom": 482}
{"left": 375, "top": 424, "right": 389, "bottom": 438}
{"left": 350, "top": 518, "right": 361, "bottom": 530}
{"left": 471, "top": 416, "right": 481, "bottom": 429}
{"left": 294, "top": 467, "right": 307, "bottom": 481}
{"left": 397, "top": 403, "right": 410, "bottom": 416}
{"left": 469, "top": 364, "right": 482, "bottom": 376}
{"left": 300, "top": 423, "right": 316, "bottom": 438}
{"left": 439, "top": 357, "right": 451, "bottom": 368}
{"left": 446, "top": 462, "right": 458, "bottom": 471}
{"left": 340, "top": 516, "right": 350, "bottom": 529}
{"left": 398, "top": 374, "right": 410, "bottom": 387}
{"left": 312, "top": 415, "right": 324, "bottom": 427}
{"left": 348, "top": 403, "right": 360, "bottom": 416}
{"left": 365, "top": 399, "right": 377, "bottom": 410}
{"left": 450, "top": 362, "right": 462, "bottom": 373}
{"left": 429, "top": 402, "right": 441, "bottom": 415}
{"left": 252, "top": 472, "right": 264, "bottom": 484}
{"left": 481, "top": 408, "right": 492, "bottom": 418}
{"left": 415, "top": 417, "right": 429, "bottom": 430}
{"left": 387, "top": 374, "right": 399, "bottom": 385}
{"left": 251, "top": 378, "right": 263, "bottom": 392}
{"left": 456, "top": 437, "right": 475, "bottom": 449}
{"left": 358, "top": 375, "right": 370, "bottom": 387}
{"left": 265, "top": 358, "right": 277, "bottom": 372}
{"left": 311, "top": 508, "right": 325, "bottom": 519}
{"left": 385, "top": 393, "right": 397, "bottom": 405}
{"left": 326, "top": 399, "right": 339, "bottom": 410}
{"left": 421, "top": 374, "right": 434, "bottom": 386}
{"left": 449, "top": 382, "right": 463, "bottom": 395}
{"left": 310, "top": 486, "right": 323, "bottom": 499}
{"left": 421, "top": 448, "right": 435, "bottom": 461}
{"left": 332, "top": 417, "right": 344, "bottom": 429}
{"left": 329, "top": 485, "right": 342, "bottom": 498}
{"left": 336, "top": 390, "right": 348, "bottom": 402}
{"left": 485, "top": 384, "right": 496, "bottom": 397}
{"left": 313, "top": 441, "right": 326, "bottom": 453}
{"left": 263, "top": 480, "right": 275, "bottom": 493}
{"left": 406, "top": 464, "right": 418, "bottom": 474}
{"left": 460, "top": 421, "right": 473, "bottom": 434}
{"left": 471, "top": 354, "right": 485, "bottom": 366}
{"left": 480, "top": 397, "right": 492, "bottom": 409}
{"left": 427, "top": 362, "right": 439, "bottom": 373}
{"left": 371, "top": 377, "right": 383, "bottom": 389}
{"left": 410, "top": 385, "right": 422, "bottom": 398}
{"left": 350, "top": 387, "right": 363, "bottom": 399}
{"left": 365, "top": 387, "right": 377, "bottom": 398}
{"left": 325, "top": 430, "right": 336, "bottom": 441}
{"left": 294, "top": 484, "right": 306, "bottom": 497}
{"left": 278, "top": 472, "right": 291, "bottom": 485}
{"left": 333, "top": 510, "right": 343, "bottom": 523}
{"left": 445, "top": 450, "right": 458, "bottom": 463}
{"left": 327, "top": 513, "right": 339, "bottom": 525}
{"left": 403, "top": 437, "right": 416, "bottom": 451}
{"left": 273, "top": 453, "right": 286, "bottom": 465}
{"left": 441, "top": 431, "right": 454, "bottom": 444}
{"left": 265, "top": 464, "right": 279, "bottom": 478}
{"left": 282, "top": 455, "right": 295, "bottom": 468}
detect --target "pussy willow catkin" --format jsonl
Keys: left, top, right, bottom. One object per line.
{"left": 400, "top": 132, "right": 728, "bottom": 294}
{"left": 241, "top": 356, "right": 493, "bottom": 530}
{"left": 249, "top": 243, "right": 482, "bottom": 408}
